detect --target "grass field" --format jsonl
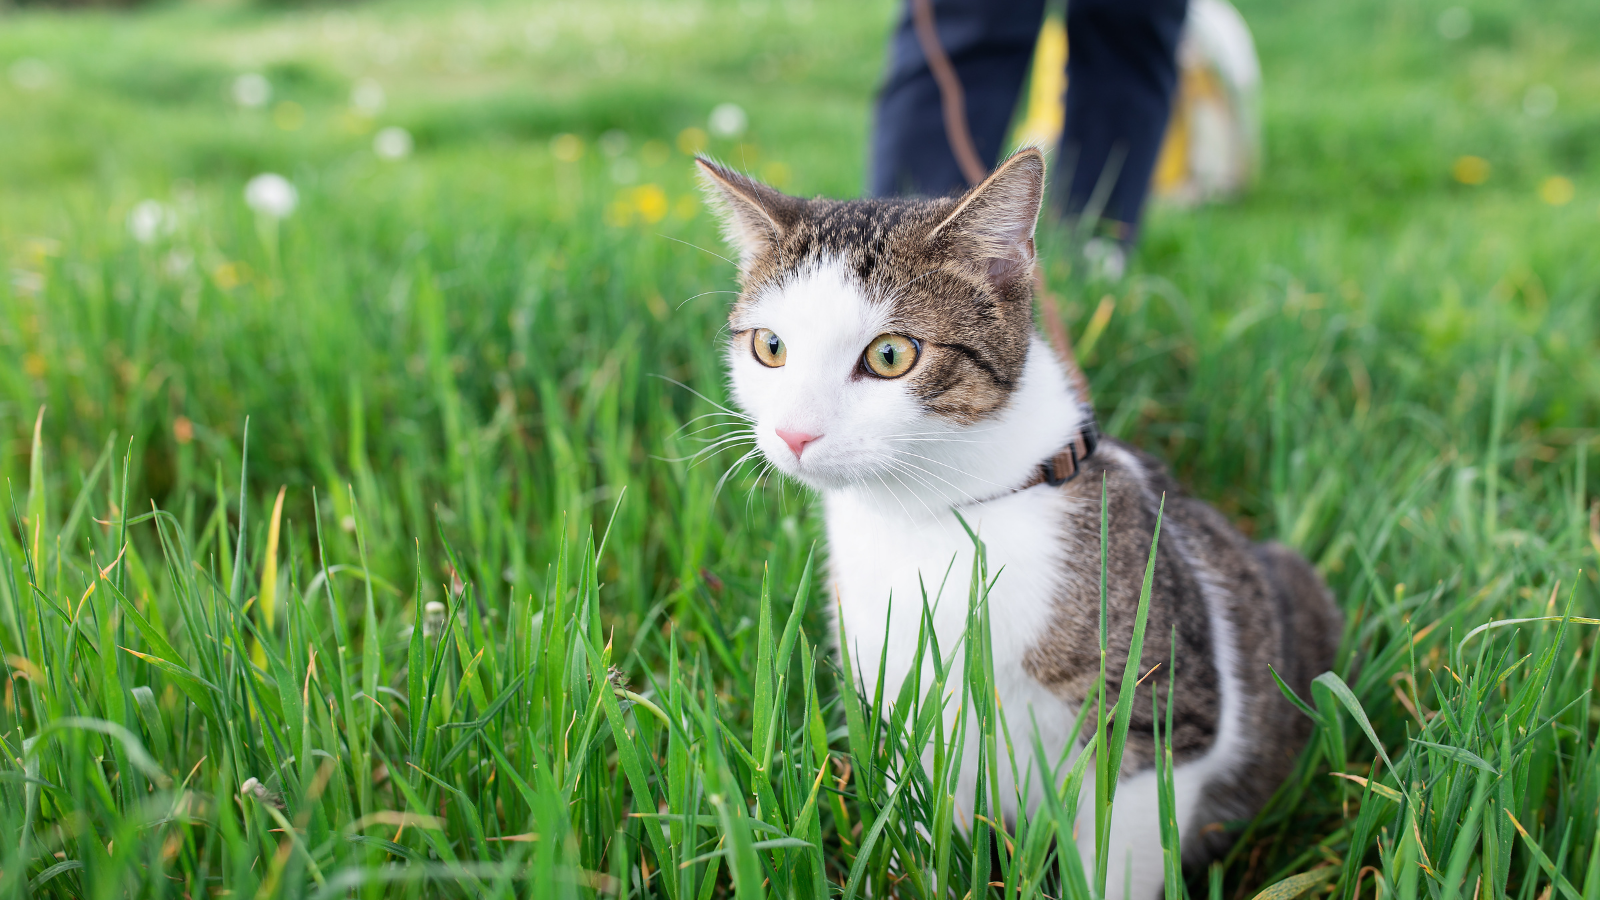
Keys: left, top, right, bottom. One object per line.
{"left": 2, "top": 0, "right": 1599, "bottom": 896}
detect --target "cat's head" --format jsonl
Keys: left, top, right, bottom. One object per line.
{"left": 698, "top": 150, "right": 1048, "bottom": 494}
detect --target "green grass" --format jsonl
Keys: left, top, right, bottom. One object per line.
{"left": 1, "top": 0, "right": 1598, "bottom": 896}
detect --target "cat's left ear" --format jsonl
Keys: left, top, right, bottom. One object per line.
{"left": 927, "top": 148, "right": 1046, "bottom": 292}
{"left": 696, "top": 158, "right": 801, "bottom": 268}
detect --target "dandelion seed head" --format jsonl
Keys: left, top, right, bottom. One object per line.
{"left": 1523, "top": 85, "right": 1557, "bottom": 118}
{"left": 127, "top": 200, "right": 175, "bottom": 244}
{"left": 374, "top": 126, "right": 413, "bottom": 160}
{"left": 709, "top": 102, "right": 748, "bottom": 138}
{"left": 244, "top": 173, "right": 298, "bottom": 219}
{"left": 351, "top": 78, "right": 386, "bottom": 115}
{"left": 232, "top": 73, "right": 271, "bottom": 108}
{"left": 164, "top": 248, "right": 194, "bottom": 277}
{"left": 10, "top": 58, "right": 53, "bottom": 92}
{"left": 423, "top": 600, "right": 447, "bottom": 636}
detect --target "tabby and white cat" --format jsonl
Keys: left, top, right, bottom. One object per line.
{"left": 697, "top": 149, "right": 1341, "bottom": 898}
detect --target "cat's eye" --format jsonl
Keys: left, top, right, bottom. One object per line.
{"left": 862, "top": 334, "right": 919, "bottom": 379}
{"left": 751, "top": 328, "right": 787, "bottom": 367}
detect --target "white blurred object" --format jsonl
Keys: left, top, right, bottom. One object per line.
{"left": 351, "top": 78, "right": 386, "bottom": 115}
{"left": 1436, "top": 7, "right": 1472, "bottom": 40}
{"left": 164, "top": 249, "right": 194, "bottom": 277}
{"left": 1015, "top": 0, "right": 1262, "bottom": 207}
{"left": 599, "top": 129, "right": 630, "bottom": 158}
{"left": 127, "top": 200, "right": 176, "bottom": 244}
{"left": 709, "top": 102, "right": 748, "bottom": 138}
{"left": 245, "top": 173, "right": 298, "bottom": 218}
{"left": 373, "top": 126, "right": 414, "bottom": 160}
{"left": 1151, "top": 0, "right": 1261, "bottom": 205}
{"left": 232, "top": 73, "right": 272, "bottom": 108}
{"left": 1522, "top": 85, "right": 1557, "bottom": 118}
{"left": 609, "top": 158, "right": 640, "bottom": 184}
{"left": 9, "top": 58, "right": 53, "bottom": 91}
{"left": 1082, "top": 237, "right": 1128, "bottom": 282}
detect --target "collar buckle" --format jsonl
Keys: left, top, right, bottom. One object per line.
{"left": 1041, "top": 422, "right": 1099, "bottom": 487}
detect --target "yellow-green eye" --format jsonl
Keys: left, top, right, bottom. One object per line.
{"left": 863, "top": 334, "right": 919, "bottom": 378}
{"left": 752, "top": 328, "right": 787, "bottom": 367}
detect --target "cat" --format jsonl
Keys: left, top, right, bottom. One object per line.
{"left": 697, "top": 148, "right": 1342, "bottom": 899}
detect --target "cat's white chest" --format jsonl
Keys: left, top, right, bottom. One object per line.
{"left": 823, "top": 485, "right": 1087, "bottom": 816}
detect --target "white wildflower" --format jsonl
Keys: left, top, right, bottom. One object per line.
{"left": 244, "top": 173, "right": 298, "bottom": 219}
{"left": 164, "top": 249, "right": 194, "bottom": 277}
{"left": 373, "top": 126, "right": 413, "bottom": 160}
{"left": 709, "top": 102, "right": 747, "bottom": 138}
{"left": 351, "top": 78, "right": 385, "bottom": 115}
{"left": 9, "top": 58, "right": 52, "bottom": 92}
{"left": 239, "top": 777, "right": 285, "bottom": 809}
{"left": 232, "top": 73, "right": 271, "bottom": 108}
{"left": 423, "top": 600, "right": 447, "bottom": 637}
{"left": 1523, "top": 85, "right": 1557, "bottom": 118}
{"left": 127, "top": 200, "right": 175, "bottom": 244}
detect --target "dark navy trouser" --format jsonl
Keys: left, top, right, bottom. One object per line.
{"left": 868, "top": 0, "right": 1188, "bottom": 240}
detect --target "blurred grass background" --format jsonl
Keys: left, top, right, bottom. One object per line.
{"left": 0, "top": 0, "right": 1598, "bottom": 896}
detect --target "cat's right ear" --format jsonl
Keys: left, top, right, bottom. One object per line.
{"left": 696, "top": 158, "right": 799, "bottom": 267}
{"left": 925, "top": 148, "right": 1046, "bottom": 292}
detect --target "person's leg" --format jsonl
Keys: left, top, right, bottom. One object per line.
{"left": 1058, "top": 0, "right": 1188, "bottom": 242}
{"left": 869, "top": 0, "right": 1048, "bottom": 198}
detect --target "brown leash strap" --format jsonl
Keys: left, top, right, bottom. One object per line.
{"left": 910, "top": 0, "right": 988, "bottom": 187}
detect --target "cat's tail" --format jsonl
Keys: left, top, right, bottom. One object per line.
{"left": 1186, "top": 541, "right": 1340, "bottom": 867}
{"left": 1252, "top": 541, "right": 1342, "bottom": 697}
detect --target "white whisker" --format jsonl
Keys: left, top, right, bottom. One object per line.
{"left": 650, "top": 374, "right": 751, "bottom": 421}
{"left": 871, "top": 469, "right": 920, "bottom": 524}
{"left": 681, "top": 424, "right": 756, "bottom": 443}
{"left": 690, "top": 435, "right": 756, "bottom": 458}
{"left": 677, "top": 289, "right": 742, "bottom": 310}
{"left": 657, "top": 233, "right": 739, "bottom": 268}
{"left": 713, "top": 446, "right": 765, "bottom": 500}
{"left": 871, "top": 450, "right": 989, "bottom": 507}
{"left": 884, "top": 436, "right": 990, "bottom": 446}
{"left": 882, "top": 425, "right": 1004, "bottom": 438}
{"left": 653, "top": 440, "right": 753, "bottom": 466}
{"left": 674, "top": 410, "right": 754, "bottom": 430}
{"left": 745, "top": 459, "right": 778, "bottom": 515}
{"left": 880, "top": 463, "right": 943, "bottom": 521}
{"left": 883, "top": 447, "right": 1007, "bottom": 489}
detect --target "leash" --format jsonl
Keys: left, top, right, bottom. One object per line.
{"left": 908, "top": 0, "right": 1093, "bottom": 408}
{"left": 909, "top": 0, "right": 1101, "bottom": 492}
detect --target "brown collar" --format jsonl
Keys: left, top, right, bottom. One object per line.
{"left": 1015, "top": 421, "right": 1100, "bottom": 492}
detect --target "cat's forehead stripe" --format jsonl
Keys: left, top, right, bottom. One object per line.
{"left": 737, "top": 196, "right": 955, "bottom": 295}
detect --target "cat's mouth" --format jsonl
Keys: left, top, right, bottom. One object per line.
{"left": 759, "top": 430, "right": 851, "bottom": 487}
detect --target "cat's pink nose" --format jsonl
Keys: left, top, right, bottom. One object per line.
{"left": 776, "top": 428, "right": 821, "bottom": 459}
